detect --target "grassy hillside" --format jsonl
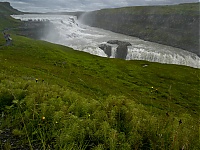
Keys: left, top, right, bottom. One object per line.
{"left": 0, "top": 2, "right": 22, "bottom": 15}
{"left": 0, "top": 2, "right": 200, "bottom": 149}
{"left": 80, "top": 3, "right": 200, "bottom": 56}
{"left": 0, "top": 2, "right": 22, "bottom": 31}
{"left": 98, "top": 3, "right": 199, "bottom": 15}
{"left": 0, "top": 32, "right": 200, "bottom": 150}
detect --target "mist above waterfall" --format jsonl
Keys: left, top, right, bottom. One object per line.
{"left": 12, "top": 14, "right": 200, "bottom": 68}
{"left": 78, "top": 11, "right": 95, "bottom": 26}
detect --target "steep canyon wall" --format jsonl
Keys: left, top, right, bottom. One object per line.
{"left": 79, "top": 3, "right": 199, "bottom": 56}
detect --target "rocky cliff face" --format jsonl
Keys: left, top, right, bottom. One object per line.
{"left": 80, "top": 3, "right": 199, "bottom": 56}
{"left": 99, "top": 40, "right": 132, "bottom": 59}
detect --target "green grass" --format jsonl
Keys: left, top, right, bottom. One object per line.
{"left": 0, "top": 2, "right": 22, "bottom": 31}
{"left": 0, "top": 2, "right": 200, "bottom": 149}
{"left": 0, "top": 33, "right": 199, "bottom": 149}
{"left": 0, "top": 2, "right": 21, "bottom": 15}
{"left": 100, "top": 2, "right": 199, "bottom": 15}
{"left": 0, "top": 15, "right": 21, "bottom": 31}
{"left": 0, "top": 73, "right": 199, "bottom": 149}
{"left": 1, "top": 35, "right": 199, "bottom": 115}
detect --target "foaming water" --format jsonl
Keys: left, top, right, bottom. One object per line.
{"left": 12, "top": 14, "right": 200, "bottom": 68}
{"left": 127, "top": 47, "right": 200, "bottom": 68}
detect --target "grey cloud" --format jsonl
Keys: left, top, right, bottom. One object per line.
{"left": 0, "top": 0, "right": 198, "bottom": 12}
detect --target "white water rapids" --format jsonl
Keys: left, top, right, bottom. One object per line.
{"left": 12, "top": 14, "right": 200, "bottom": 68}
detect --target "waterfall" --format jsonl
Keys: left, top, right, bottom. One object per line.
{"left": 126, "top": 47, "right": 200, "bottom": 68}
{"left": 11, "top": 14, "right": 200, "bottom": 68}
{"left": 110, "top": 45, "right": 118, "bottom": 58}
{"left": 81, "top": 46, "right": 107, "bottom": 57}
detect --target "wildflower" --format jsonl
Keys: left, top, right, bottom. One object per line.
{"left": 155, "top": 89, "right": 158, "bottom": 93}
{"left": 36, "top": 79, "right": 38, "bottom": 83}
{"left": 42, "top": 116, "right": 45, "bottom": 120}
{"left": 88, "top": 114, "right": 90, "bottom": 117}
{"left": 151, "top": 86, "right": 154, "bottom": 89}
{"left": 56, "top": 121, "right": 58, "bottom": 124}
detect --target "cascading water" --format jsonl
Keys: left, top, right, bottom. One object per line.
{"left": 12, "top": 14, "right": 200, "bottom": 68}
{"left": 110, "top": 46, "right": 118, "bottom": 58}
{"left": 126, "top": 47, "right": 200, "bottom": 68}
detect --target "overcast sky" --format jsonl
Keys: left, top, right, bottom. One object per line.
{"left": 0, "top": 0, "right": 199, "bottom": 12}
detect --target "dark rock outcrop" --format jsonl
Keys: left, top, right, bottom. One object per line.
{"left": 116, "top": 45, "right": 128, "bottom": 59}
{"left": 107, "top": 40, "right": 132, "bottom": 59}
{"left": 99, "top": 40, "right": 131, "bottom": 59}
{"left": 109, "top": 40, "right": 131, "bottom": 59}
{"left": 99, "top": 44, "right": 112, "bottom": 57}
{"left": 107, "top": 40, "right": 132, "bottom": 46}
{"left": 80, "top": 3, "right": 200, "bottom": 56}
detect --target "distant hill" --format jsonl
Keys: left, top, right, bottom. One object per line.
{"left": 80, "top": 3, "right": 200, "bottom": 56}
{"left": 0, "top": 2, "right": 22, "bottom": 15}
{"left": 0, "top": 2, "right": 23, "bottom": 30}
{"left": 0, "top": 2, "right": 22, "bottom": 30}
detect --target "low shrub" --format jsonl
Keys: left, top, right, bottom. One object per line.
{"left": 0, "top": 74, "right": 199, "bottom": 149}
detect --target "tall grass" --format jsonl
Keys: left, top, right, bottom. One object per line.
{"left": 0, "top": 73, "right": 199, "bottom": 149}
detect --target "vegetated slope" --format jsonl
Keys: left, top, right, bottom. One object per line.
{"left": 0, "top": 34, "right": 200, "bottom": 149}
{"left": 0, "top": 2, "right": 22, "bottom": 30}
{"left": 0, "top": 35, "right": 199, "bottom": 115}
{"left": 0, "top": 2, "right": 22, "bottom": 15}
{"left": 0, "top": 4, "right": 200, "bottom": 149}
{"left": 80, "top": 3, "right": 200, "bottom": 56}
